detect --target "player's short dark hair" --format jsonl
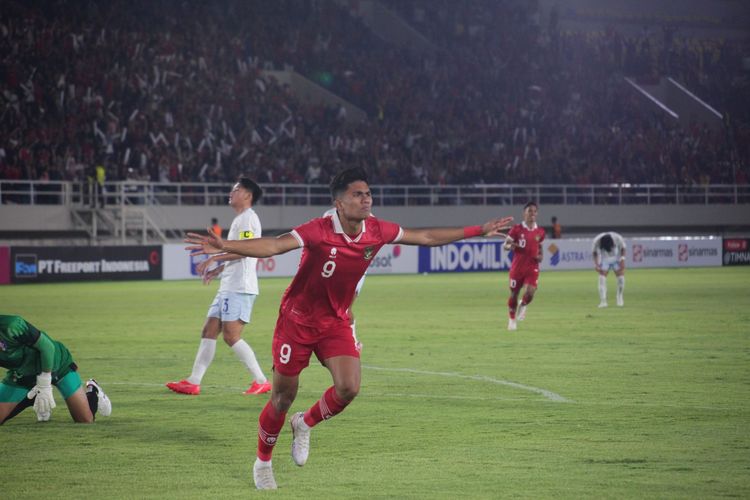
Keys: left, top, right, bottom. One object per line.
{"left": 524, "top": 201, "right": 538, "bottom": 210}
{"left": 237, "top": 177, "right": 263, "bottom": 203}
{"left": 599, "top": 234, "right": 614, "bottom": 252}
{"left": 330, "top": 167, "right": 368, "bottom": 200}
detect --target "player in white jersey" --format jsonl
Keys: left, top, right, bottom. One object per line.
{"left": 592, "top": 231, "right": 627, "bottom": 308}
{"left": 166, "top": 177, "right": 271, "bottom": 396}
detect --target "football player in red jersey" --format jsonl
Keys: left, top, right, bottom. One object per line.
{"left": 503, "top": 201, "right": 545, "bottom": 331}
{"left": 186, "top": 167, "right": 513, "bottom": 490}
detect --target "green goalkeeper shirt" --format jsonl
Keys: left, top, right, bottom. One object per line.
{"left": 0, "top": 315, "right": 74, "bottom": 387}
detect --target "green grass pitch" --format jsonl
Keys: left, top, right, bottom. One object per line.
{"left": 2, "top": 268, "right": 749, "bottom": 499}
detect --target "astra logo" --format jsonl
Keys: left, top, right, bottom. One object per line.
{"left": 548, "top": 243, "right": 560, "bottom": 266}
{"left": 190, "top": 254, "right": 209, "bottom": 276}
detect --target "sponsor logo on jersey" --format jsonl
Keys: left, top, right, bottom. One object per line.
{"left": 363, "top": 246, "right": 374, "bottom": 260}
{"left": 239, "top": 230, "right": 254, "bottom": 240}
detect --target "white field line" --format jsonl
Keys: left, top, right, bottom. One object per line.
{"left": 107, "top": 364, "right": 572, "bottom": 403}
{"left": 103, "top": 380, "right": 748, "bottom": 411}
{"left": 363, "top": 365, "right": 572, "bottom": 403}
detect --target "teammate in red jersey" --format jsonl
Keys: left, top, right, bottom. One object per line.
{"left": 503, "top": 201, "right": 545, "bottom": 331}
{"left": 185, "top": 167, "right": 513, "bottom": 490}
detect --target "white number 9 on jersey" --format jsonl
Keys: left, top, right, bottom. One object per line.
{"left": 321, "top": 260, "right": 336, "bottom": 278}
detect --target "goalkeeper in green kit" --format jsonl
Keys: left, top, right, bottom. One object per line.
{"left": 0, "top": 315, "right": 111, "bottom": 424}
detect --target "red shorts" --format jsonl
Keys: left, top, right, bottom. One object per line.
{"left": 509, "top": 265, "right": 540, "bottom": 291}
{"left": 272, "top": 313, "right": 361, "bottom": 377}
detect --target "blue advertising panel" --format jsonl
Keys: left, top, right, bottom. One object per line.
{"left": 418, "top": 241, "right": 512, "bottom": 273}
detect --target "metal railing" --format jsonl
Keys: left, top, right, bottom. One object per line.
{"left": 0, "top": 180, "right": 748, "bottom": 206}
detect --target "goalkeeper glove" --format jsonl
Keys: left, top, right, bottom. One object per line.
{"left": 27, "top": 372, "right": 56, "bottom": 422}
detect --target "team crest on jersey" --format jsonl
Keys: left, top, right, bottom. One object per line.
{"left": 363, "top": 246, "right": 374, "bottom": 260}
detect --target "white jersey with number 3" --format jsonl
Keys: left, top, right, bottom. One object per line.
{"left": 219, "top": 207, "right": 262, "bottom": 294}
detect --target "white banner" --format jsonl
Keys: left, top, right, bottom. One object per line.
{"left": 540, "top": 237, "right": 721, "bottom": 271}
{"left": 541, "top": 240, "right": 593, "bottom": 271}
{"left": 629, "top": 237, "right": 721, "bottom": 268}
{"left": 164, "top": 236, "right": 721, "bottom": 280}
{"left": 162, "top": 243, "right": 419, "bottom": 280}
{"left": 366, "top": 244, "right": 418, "bottom": 275}
{"left": 163, "top": 244, "right": 196, "bottom": 280}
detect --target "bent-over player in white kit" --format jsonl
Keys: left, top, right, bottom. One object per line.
{"left": 592, "top": 231, "right": 626, "bottom": 307}
{"left": 166, "top": 177, "right": 271, "bottom": 396}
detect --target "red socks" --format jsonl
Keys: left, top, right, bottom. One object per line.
{"left": 257, "top": 401, "right": 287, "bottom": 461}
{"left": 508, "top": 296, "right": 518, "bottom": 319}
{"left": 522, "top": 292, "right": 534, "bottom": 306}
{"left": 256, "top": 386, "right": 352, "bottom": 460}
{"left": 303, "top": 386, "right": 350, "bottom": 427}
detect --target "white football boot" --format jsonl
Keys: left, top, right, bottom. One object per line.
{"left": 517, "top": 304, "right": 527, "bottom": 321}
{"left": 86, "top": 379, "right": 112, "bottom": 417}
{"left": 290, "top": 412, "right": 311, "bottom": 466}
{"left": 253, "top": 458, "right": 277, "bottom": 490}
{"left": 507, "top": 318, "right": 517, "bottom": 331}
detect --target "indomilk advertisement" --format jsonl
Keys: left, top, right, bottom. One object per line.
{"left": 11, "top": 246, "right": 162, "bottom": 283}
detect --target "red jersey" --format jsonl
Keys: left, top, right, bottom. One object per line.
{"left": 508, "top": 222, "right": 546, "bottom": 271}
{"left": 282, "top": 214, "right": 403, "bottom": 328}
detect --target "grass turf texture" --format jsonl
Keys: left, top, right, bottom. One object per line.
{"left": 1, "top": 268, "right": 749, "bottom": 499}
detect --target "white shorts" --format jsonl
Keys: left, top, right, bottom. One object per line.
{"left": 355, "top": 273, "right": 367, "bottom": 295}
{"left": 207, "top": 292, "right": 257, "bottom": 323}
{"left": 601, "top": 256, "right": 620, "bottom": 271}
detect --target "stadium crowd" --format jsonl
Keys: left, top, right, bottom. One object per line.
{"left": 0, "top": 0, "right": 747, "bottom": 189}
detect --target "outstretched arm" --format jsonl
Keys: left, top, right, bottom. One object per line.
{"left": 400, "top": 216, "right": 513, "bottom": 247}
{"left": 186, "top": 229, "right": 300, "bottom": 258}
{"left": 195, "top": 252, "right": 242, "bottom": 275}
